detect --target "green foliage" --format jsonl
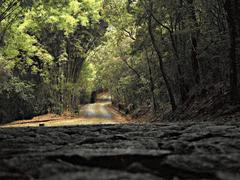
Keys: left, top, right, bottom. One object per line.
{"left": 0, "top": 0, "right": 237, "bottom": 122}
{"left": 0, "top": 0, "right": 104, "bottom": 122}
{"left": 0, "top": 77, "right": 35, "bottom": 121}
{"left": 88, "top": 0, "right": 235, "bottom": 114}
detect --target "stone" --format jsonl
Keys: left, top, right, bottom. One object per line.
{"left": 0, "top": 122, "right": 240, "bottom": 179}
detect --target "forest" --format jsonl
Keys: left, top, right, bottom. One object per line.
{"left": 0, "top": 0, "right": 239, "bottom": 123}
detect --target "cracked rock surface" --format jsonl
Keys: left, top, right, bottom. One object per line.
{"left": 1, "top": 122, "right": 240, "bottom": 180}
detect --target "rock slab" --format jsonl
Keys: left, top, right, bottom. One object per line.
{"left": 1, "top": 122, "right": 240, "bottom": 180}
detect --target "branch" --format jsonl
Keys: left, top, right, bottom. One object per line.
{"left": 118, "top": 45, "right": 141, "bottom": 79}
{"left": 122, "top": 28, "right": 136, "bottom": 40}
{"left": 0, "top": 0, "right": 19, "bottom": 22}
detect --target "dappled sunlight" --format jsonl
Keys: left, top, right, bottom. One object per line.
{"left": 79, "top": 102, "right": 113, "bottom": 119}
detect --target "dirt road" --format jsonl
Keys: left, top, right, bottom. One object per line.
{"left": 1, "top": 94, "right": 128, "bottom": 128}
{"left": 79, "top": 101, "right": 113, "bottom": 119}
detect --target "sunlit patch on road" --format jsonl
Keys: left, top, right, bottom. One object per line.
{"left": 1, "top": 93, "right": 128, "bottom": 128}
{"left": 80, "top": 102, "right": 113, "bottom": 119}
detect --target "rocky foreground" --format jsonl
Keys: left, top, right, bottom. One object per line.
{"left": 1, "top": 122, "right": 240, "bottom": 180}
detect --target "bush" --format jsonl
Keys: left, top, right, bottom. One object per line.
{"left": 0, "top": 77, "right": 35, "bottom": 122}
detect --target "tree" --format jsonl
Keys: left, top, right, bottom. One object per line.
{"left": 0, "top": 0, "right": 105, "bottom": 122}
{"left": 224, "top": 0, "right": 240, "bottom": 103}
{"left": 187, "top": 0, "right": 201, "bottom": 85}
{"left": 147, "top": 14, "right": 177, "bottom": 111}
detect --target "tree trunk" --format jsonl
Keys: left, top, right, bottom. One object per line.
{"left": 169, "top": 29, "right": 189, "bottom": 104}
{"left": 224, "top": 0, "right": 240, "bottom": 103}
{"left": 145, "top": 49, "right": 157, "bottom": 113}
{"left": 148, "top": 16, "right": 177, "bottom": 111}
{"left": 187, "top": 0, "right": 200, "bottom": 85}
{"left": 150, "top": 12, "right": 189, "bottom": 104}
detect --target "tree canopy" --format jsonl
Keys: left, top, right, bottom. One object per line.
{"left": 0, "top": 0, "right": 239, "bottom": 122}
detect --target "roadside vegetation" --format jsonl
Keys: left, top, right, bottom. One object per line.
{"left": 0, "top": 0, "right": 239, "bottom": 123}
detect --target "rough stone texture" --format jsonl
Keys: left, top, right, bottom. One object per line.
{"left": 1, "top": 122, "right": 240, "bottom": 180}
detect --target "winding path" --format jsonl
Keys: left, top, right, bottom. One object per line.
{"left": 1, "top": 93, "right": 127, "bottom": 128}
